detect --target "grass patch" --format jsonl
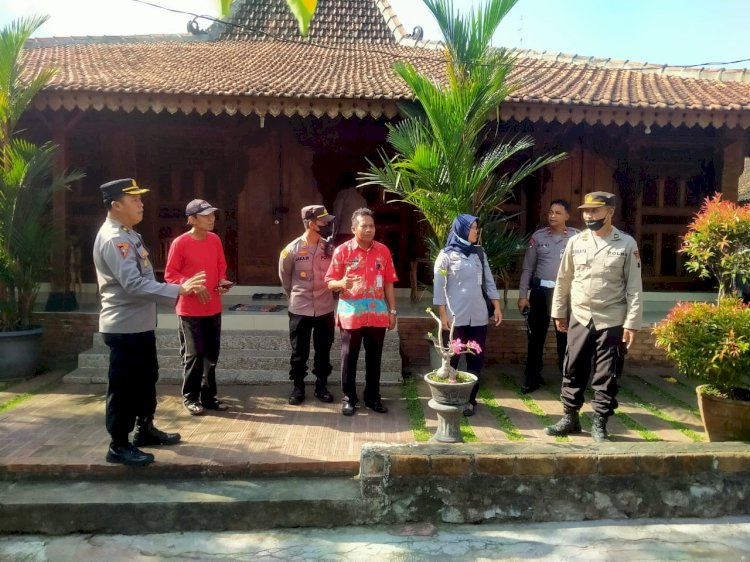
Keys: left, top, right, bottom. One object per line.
{"left": 497, "top": 374, "right": 569, "bottom": 442}
{"left": 402, "top": 376, "right": 431, "bottom": 442}
{"left": 477, "top": 387, "right": 523, "bottom": 441}
{"left": 630, "top": 374, "right": 701, "bottom": 418}
{"left": 459, "top": 415, "right": 479, "bottom": 442}
{"left": 0, "top": 379, "right": 62, "bottom": 414}
{"left": 618, "top": 386, "right": 704, "bottom": 442}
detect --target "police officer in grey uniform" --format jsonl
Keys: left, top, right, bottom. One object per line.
{"left": 545, "top": 192, "right": 643, "bottom": 442}
{"left": 278, "top": 205, "right": 336, "bottom": 406}
{"left": 94, "top": 178, "right": 206, "bottom": 466}
{"left": 518, "top": 199, "right": 578, "bottom": 394}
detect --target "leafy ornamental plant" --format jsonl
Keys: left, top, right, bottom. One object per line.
{"left": 0, "top": 16, "right": 84, "bottom": 331}
{"left": 680, "top": 194, "right": 750, "bottom": 298}
{"left": 361, "top": 0, "right": 566, "bottom": 277}
{"left": 653, "top": 195, "right": 750, "bottom": 400}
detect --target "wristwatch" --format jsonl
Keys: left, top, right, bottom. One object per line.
{"left": 389, "top": 309, "right": 398, "bottom": 316}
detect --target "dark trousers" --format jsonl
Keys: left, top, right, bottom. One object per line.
{"left": 103, "top": 331, "right": 159, "bottom": 446}
{"left": 560, "top": 316, "right": 626, "bottom": 416}
{"left": 524, "top": 287, "right": 567, "bottom": 384}
{"left": 178, "top": 314, "right": 222, "bottom": 405}
{"left": 288, "top": 311, "right": 335, "bottom": 385}
{"left": 340, "top": 326, "right": 386, "bottom": 405}
{"left": 443, "top": 324, "right": 488, "bottom": 406}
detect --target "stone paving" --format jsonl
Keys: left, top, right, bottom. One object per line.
{"left": 0, "top": 360, "right": 734, "bottom": 476}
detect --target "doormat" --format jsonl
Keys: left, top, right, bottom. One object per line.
{"left": 251, "top": 293, "right": 286, "bottom": 300}
{"left": 228, "top": 304, "right": 287, "bottom": 312}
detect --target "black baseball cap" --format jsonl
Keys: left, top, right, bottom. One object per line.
{"left": 186, "top": 199, "right": 219, "bottom": 216}
{"left": 301, "top": 205, "right": 335, "bottom": 223}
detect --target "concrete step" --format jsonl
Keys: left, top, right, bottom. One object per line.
{"left": 87, "top": 329, "right": 401, "bottom": 352}
{"left": 76, "top": 348, "right": 403, "bottom": 373}
{"left": 64, "top": 366, "right": 403, "bottom": 385}
{"left": 0, "top": 477, "right": 371, "bottom": 534}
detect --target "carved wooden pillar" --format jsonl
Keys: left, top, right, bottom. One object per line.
{"left": 720, "top": 128, "right": 746, "bottom": 202}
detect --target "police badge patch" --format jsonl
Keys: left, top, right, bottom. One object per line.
{"left": 115, "top": 242, "right": 130, "bottom": 258}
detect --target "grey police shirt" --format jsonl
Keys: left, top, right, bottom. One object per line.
{"left": 519, "top": 227, "right": 579, "bottom": 298}
{"left": 278, "top": 234, "right": 335, "bottom": 316}
{"left": 433, "top": 249, "right": 500, "bottom": 327}
{"left": 93, "top": 217, "right": 180, "bottom": 333}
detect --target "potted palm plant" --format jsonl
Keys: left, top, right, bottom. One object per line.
{"left": 361, "top": 0, "right": 565, "bottom": 275}
{"left": 0, "top": 16, "right": 83, "bottom": 379}
{"left": 653, "top": 195, "right": 750, "bottom": 441}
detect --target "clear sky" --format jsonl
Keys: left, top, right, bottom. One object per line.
{"left": 1, "top": 0, "right": 748, "bottom": 68}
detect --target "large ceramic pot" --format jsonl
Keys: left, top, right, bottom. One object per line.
{"left": 696, "top": 385, "right": 750, "bottom": 442}
{"left": 0, "top": 326, "right": 45, "bottom": 380}
{"left": 424, "top": 371, "right": 478, "bottom": 443}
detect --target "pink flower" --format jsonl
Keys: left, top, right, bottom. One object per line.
{"left": 465, "top": 340, "right": 483, "bottom": 354}
{"left": 449, "top": 339, "right": 464, "bottom": 354}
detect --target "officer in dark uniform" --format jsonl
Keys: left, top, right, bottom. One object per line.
{"left": 517, "top": 199, "right": 578, "bottom": 393}
{"left": 93, "top": 178, "right": 206, "bottom": 466}
{"left": 545, "top": 192, "right": 643, "bottom": 442}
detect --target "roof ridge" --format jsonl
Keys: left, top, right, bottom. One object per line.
{"left": 25, "top": 34, "right": 201, "bottom": 47}
{"left": 511, "top": 48, "right": 750, "bottom": 83}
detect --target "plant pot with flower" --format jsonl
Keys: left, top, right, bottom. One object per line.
{"left": 423, "top": 307, "right": 481, "bottom": 443}
{"left": 653, "top": 195, "right": 750, "bottom": 441}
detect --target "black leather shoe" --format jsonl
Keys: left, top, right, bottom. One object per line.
{"left": 365, "top": 401, "right": 388, "bottom": 414}
{"left": 463, "top": 403, "right": 476, "bottom": 417}
{"left": 202, "top": 399, "right": 229, "bottom": 411}
{"left": 521, "top": 383, "right": 541, "bottom": 394}
{"left": 133, "top": 422, "right": 181, "bottom": 446}
{"left": 341, "top": 402, "right": 357, "bottom": 416}
{"left": 289, "top": 386, "right": 305, "bottom": 406}
{"left": 314, "top": 384, "right": 334, "bottom": 403}
{"left": 106, "top": 443, "right": 154, "bottom": 466}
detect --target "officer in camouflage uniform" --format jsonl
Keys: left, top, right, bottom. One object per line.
{"left": 517, "top": 199, "right": 578, "bottom": 394}
{"left": 94, "top": 178, "right": 206, "bottom": 466}
{"left": 278, "top": 205, "right": 336, "bottom": 406}
{"left": 545, "top": 192, "right": 643, "bottom": 442}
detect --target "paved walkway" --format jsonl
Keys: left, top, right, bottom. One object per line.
{"left": 0, "top": 360, "right": 726, "bottom": 476}
{"left": 2, "top": 517, "right": 750, "bottom": 561}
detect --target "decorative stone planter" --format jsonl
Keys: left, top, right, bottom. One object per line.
{"left": 696, "top": 385, "right": 750, "bottom": 442}
{"left": 0, "top": 326, "right": 45, "bottom": 380}
{"left": 424, "top": 371, "right": 478, "bottom": 443}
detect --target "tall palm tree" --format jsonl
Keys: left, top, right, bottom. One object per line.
{"left": 0, "top": 16, "right": 84, "bottom": 330}
{"left": 362, "top": 0, "right": 566, "bottom": 277}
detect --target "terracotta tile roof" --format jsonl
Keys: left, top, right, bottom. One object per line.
{"left": 213, "top": 0, "right": 400, "bottom": 43}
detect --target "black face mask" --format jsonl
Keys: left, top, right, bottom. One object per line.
{"left": 318, "top": 222, "right": 334, "bottom": 239}
{"left": 585, "top": 218, "right": 606, "bottom": 231}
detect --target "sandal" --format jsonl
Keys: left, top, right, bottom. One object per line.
{"left": 185, "top": 402, "right": 204, "bottom": 416}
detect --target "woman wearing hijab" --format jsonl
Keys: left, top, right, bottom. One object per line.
{"left": 433, "top": 214, "right": 502, "bottom": 416}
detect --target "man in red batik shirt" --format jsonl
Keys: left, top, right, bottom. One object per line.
{"left": 165, "top": 199, "right": 232, "bottom": 416}
{"left": 325, "top": 207, "right": 398, "bottom": 416}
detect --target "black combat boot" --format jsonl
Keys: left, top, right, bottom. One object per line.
{"left": 544, "top": 407, "right": 582, "bottom": 436}
{"left": 591, "top": 412, "right": 609, "bottom": 442}
{"left": 133, "top": 418, "right": 181, "bottom": 446}
{"left": 314, "top": 379, "right": 334, "bottom": 403}
{"left": 106, "top": 442, "right": 154, "bottom": 466}
{"left": 288, "top": 382, "right": 305, "bottom": 405}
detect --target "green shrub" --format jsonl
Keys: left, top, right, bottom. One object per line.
{"left": 653, "top": 298, "right": 750, "bottom": 397}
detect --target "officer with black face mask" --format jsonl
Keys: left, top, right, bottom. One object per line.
{"left": 278, "top": 205, "right": 337, "bottom": 406}
{"left": 545, "top": 192, "right": 643, "bottom": 442}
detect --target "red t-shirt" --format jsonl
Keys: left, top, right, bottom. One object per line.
{"left": 165, "top": 232, "right": 227, "bottom": 317}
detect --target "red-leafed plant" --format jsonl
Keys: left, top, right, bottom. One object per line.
{"left": 653, "top": 195, "right": 750, "bottom": 400}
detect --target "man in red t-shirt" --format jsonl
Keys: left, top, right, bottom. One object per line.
{"left": 325, "top": 208, "right": 398, "bottom": 416}
{"left": 165, "top": 199, "right": 232, "bottom": 416}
